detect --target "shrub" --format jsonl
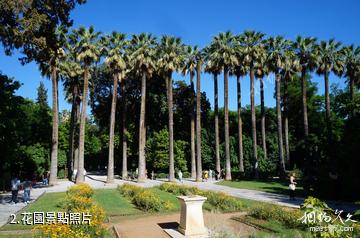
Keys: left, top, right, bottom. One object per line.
{"left": 118, "top": 183, "right": 173, "bottom": 212}
{"left": 67, "top": 183, "right": 94, "bottom": 198}
{"left": 200, "top": 191, "right": 242, "bottom": 212}
{"left": 133, "top": 190, "right": 163, "bottom": 212}
{"left": 37, "top": 183, "right": 107, "bottom": 238}
{"left": 159, "top": 183, "right": 242, "bottom": 212}
{"left": 117, "top": 183, "right": 143, "bottom": 198}
{"left": 159, "top": 183, "right": 200, "bottom": 196}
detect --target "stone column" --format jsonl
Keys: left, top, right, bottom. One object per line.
{"left": 177, "top": 195, "right": 207, "bottom": 236}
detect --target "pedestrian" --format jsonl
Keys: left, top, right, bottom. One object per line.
{"left": 10, "top": 176, "right": 20, "bottom": 204}
{"left": 289, "top": 173, "right": 297, "bottom": 200}
{"left": 209, "top": 169, "right": 213, "bottom": 180}
{"left": 151, "top": 171, "right": 155, "bottom": 180}
{"left": 22, "top": 178, "right": 32, "bottom": 204}
{"left": 178, "top": 170, "right": 183, "bottom": 183}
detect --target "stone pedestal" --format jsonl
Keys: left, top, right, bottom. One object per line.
{"left": 177, "top": 195, "right": 207, "bottom": 237}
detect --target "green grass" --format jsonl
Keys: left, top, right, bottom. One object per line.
{"left": 93, "top": 189, "right": 140, "bottom": 216}
{"left": 217, "top": 179, "right": 305, "bottom": 197}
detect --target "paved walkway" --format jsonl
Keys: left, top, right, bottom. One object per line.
{"left": 1, "top": 175, "right": 358, "bottom": 228}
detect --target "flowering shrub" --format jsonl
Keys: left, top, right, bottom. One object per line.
{"left": 34, "top": 183, "right": 107, "bottom": 238}
{"left": 33, "top": 223, "right": 90, "bottom": 238}
{"left": 249, "top": 204, "right": 303, "bottom": 229}
{"left": 67, "top": 183, "right": 94, "bottom": 198}
{"left": 118, "top": 183, "right": 173, "bottom": 212}
{"left": 159, "top": 183, "right": 242, "bottom": 212}
{"left": 159, "top": 183, "right": 200, "bottom": 195}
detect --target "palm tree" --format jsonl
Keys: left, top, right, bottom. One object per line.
{"left": 157, "top": 36, "right": 185, "bottom": 182}
{"left": 204, "top": 47, "right": 222, "bottom": 176}
{"left": 70, "top": 26, "right": 101, "bottom": 183}
{"left": 182, "top": 46, "right": 197, "bottom": 179}
{"left": 266, "top": 36, "right": 290, "bottom": 174}
{"left": 60, "top": 59, "right": 83, "bottom": 175}
{"left": 281, "top": 49, "right": 301, "bottom": 165}
{"left": 129, "top": 33, "right": 157, "bottom": 182}
{"left": 209, "top": 31, "right": 238, "bottom": 180}
{"left": 229, "top": 39, "right": 248, "bottom": 172}
{"left": 121, "top": 66, "right": 128, "bottom": 180}
{"left": 315, "top": 39, "right": 343, "bottom": 159}
{"left": 38, "top": 27, "right": 67, "bottom": 185}
{"left": 102, "top": 32, "right": 127, "bottom": 183}
{"left": 293, "top": 36, "right": 317, "bottom": 163}
{"left": 254, "top": 59, "right": 269, "bottom": 161}
{"left": 241, "top": 31, "right": 265, "bottom": 177}
{"left": 340, "top": 45, "right": 360, "bottom": 114}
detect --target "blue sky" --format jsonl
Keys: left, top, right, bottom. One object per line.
{"left": 1, "top": 0, "right": 359, "bottom": 112}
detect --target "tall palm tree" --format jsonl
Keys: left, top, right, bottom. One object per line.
{"left": 38, "top": 27, "right": 67, "bottom": 185}
{"left": 315, "top": 39, "right": 343, "bottom": 159}
{"left": 254, "top": 60, "right": 269, "bottom": 161}
{"left": 281, "top": 49, "right": 301, "bottom": 165}
{"left": 240, "top": 31, "right": 265, "bottom": 177}
{"left": 182, "top": 46, "right": 198, "bottom": 179}
{"left": 121, "top": 66, "right": 128, "bottom": 180}
{"left": 204, "top": 47, "right": 222, "bottom": 176}
{"left": 60, "top": 58, "right": 83, "bottom": 175}
{"left": 266, "top": 36, "right": 290, "bottom": 174}
{"left": 102, "top": 32, "right": 127, "bottom": 183}
{"left": 129, "top": 33, "right": 157, "bottom": 182}
{"left": 340, "top": 45, "right": 360, "bottom": 114}
{"left": 209, "top": 31, "right": 238, "bottom": 180}
{"left": 70, "top": 26, "right": 101, "bottom": 183}
{"left": 157, "top": 36, "right": 185, "bottom": 182}
{"left": 230, "top": 39, "right": 248, "bottom": 172}
{"left": 293, "top": 36, "right": 317, "bottom": 163}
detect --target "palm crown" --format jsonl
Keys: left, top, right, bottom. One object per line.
{"left": 102, "top": 31, "right": 128, "bottom": 76}
{"left": 315, "top": 39, "right": 343, "bottom": 76}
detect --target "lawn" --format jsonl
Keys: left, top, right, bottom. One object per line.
{"left": 216, "top": 179, "right": 305, "bottom": 197}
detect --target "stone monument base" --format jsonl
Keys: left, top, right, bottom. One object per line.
{"left": 163, "top": 228, "right": 210, "bottom": 238}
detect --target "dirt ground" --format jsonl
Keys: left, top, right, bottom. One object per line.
{"left": 114, "top": 211, "right": 257, "bottom": 238}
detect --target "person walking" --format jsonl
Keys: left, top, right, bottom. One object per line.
{"left": 178, "top": 170, "right": 183, "bottom": 183}
{"left": 10, "top": 176, "right": 20, "bottom": 204}
{"left": 289, "top": 173, "right": 297, "bottom": 200}
{"left": 22, "top": 178, "right": 32, "bottom": 204}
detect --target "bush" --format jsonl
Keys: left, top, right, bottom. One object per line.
{"left": 36, "top": 183, "right": 107, "bottom": 238}
{"left": 200, "top": 191, "right": 242, "bottom": 212}
{"left": 133, "top": 190, "right": 163, "bottom": 212}
{"left": 67, "top": 183, "right": 94, "bottom": 198}
{"left": 159, "top": 183, "right": 242, "bottom": 212}
{"left": 118, "top": 183, "right": 142, "bottom": 198}
{"left": 249, "top": 204, "right": 303, "bottom": 229}
{"left": 118, "top": 183, "right": 172, "bottom": 212}
{"left": 159, "top": 183, "right": 200, "bottom": 196}
{"left": 155, "top": 173, "right": 168, "bottom": 179}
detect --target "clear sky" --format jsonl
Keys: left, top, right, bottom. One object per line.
{"left": 1, "top": 0, "right": 359, "bottom": 112}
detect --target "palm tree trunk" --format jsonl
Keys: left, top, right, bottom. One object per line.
{"left": 224, "top": 66, "right": 232, "bottom": 180}
{"left": 250, "top": 68, "right": 258, "bottom": 177}
{"left": 138, "top": 73, "right": 147, "bottom": 182}
{"left": 260, "top": 77, "right": 267, "bottom": 160}
{"left": 121, "top": 78, "right": 128, "bottom": 180}
{"left": 107, "top": 73, "right": 119, "bottom": 183}
{"left": 284, "top": 75, "right": 290, "bottom": 165}
{"left": 190, "top": 72, "right": 196, "bottom": 179}
{"left": 167, "top": 71, "right": 175, "bottom": 182}
{"left": 76, "top": 64, "right": 89, "bottom": 184}
{"left": 214, "top": 73, "right": 221, "bottom": 175}
{"left": 276, "top": 73, "right": 285, "bottom": 174}
{"left": 350, "top": 74, "right": 355, "bottom": 116}
{"left": 49, "top": 65, "right": 58, "bottom": 185}
{"left": 73, "top": 95, "right": 80, "bottom": 172}
{"left": 69, "top": 84, "right": 79, "bottom": 175}
{"left": 196, "top": 64, "right": 202, "bottom": 182}
{"left": 324, "top": 71, "right": 332, "bottom": 144}
{"left": 236, "top": 74, "right": 244, "bottom": 172}
{"left": 301, "top": 69, "right": 309, "bottom": 162}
